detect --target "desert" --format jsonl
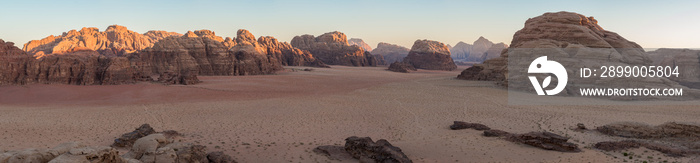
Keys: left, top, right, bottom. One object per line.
{"left": 1, "top": 1, "right": 700, "bottom": 162}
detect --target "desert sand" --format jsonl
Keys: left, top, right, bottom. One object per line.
{"left": 1, "top": 66, "right": 699, "bottom": 162}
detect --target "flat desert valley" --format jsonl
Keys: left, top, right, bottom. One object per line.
{"left": 1, "top": 66, "right": 699, "bottom": 162}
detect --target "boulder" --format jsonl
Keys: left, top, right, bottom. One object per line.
{"left": 123, "top": 134, "right": 168, "bottom": 160}
{"left": 291, "top": 31, "right": 378, "bottom": 66}
{"left": 49, "top": 146, "right": 124, "bottom": 163}
{"left": 207, "top": 151, "right": 235, "bottom": 163}
{"left": 403, "top": 40, "right": 457, "bottom": 71}
{"left": 344, "top": 136, "right": 412, "bottom": 163}
{"left": 113, "top": 124, "right": 157, "bottom": 148}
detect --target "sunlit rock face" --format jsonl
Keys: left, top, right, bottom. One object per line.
{"left": 403, "top": 39, "right": 457, "bottom": 71}
{"left": 23, "top": 25, "right": 181, "bottom": 58}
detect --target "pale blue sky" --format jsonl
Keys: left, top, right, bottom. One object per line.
{"left": 0, "top": 0, "right": 698, "bottom": 49}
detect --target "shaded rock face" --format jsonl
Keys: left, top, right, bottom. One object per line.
{"left": 344, "top": 136, "right": 412, "bottom": 163}
{"left": 388, "top": 62, "right": 416, "bottom": 73}
{"left": 371, "top": 42, "right": 410, "bottom": 64}
{"left": 458, "top": 12, "right": 683, "bottom": 97}
{"left": 257, "top": 36, "right": 328, "bottom": 68}
{"left": 647, "top": 49, "right": 700, "bottom": 86}
{"left": 23, "top": 25, "right": 181, "bottom": 58}
{"left": 403, "top": 39, "right": 457, "bottom": 71}
{"left": 0, "top": 40, "right": 147, "bottom": 85}
{"left": 450, "top": 37, "right": 508, "bottom": 63}
{"left": 348, "top": 38, "right": 373, "bottom": 51}
{"left": 129, "top": 29, "right": 283, "bottom": 76}
{"left": 113, "top": 124, "right": 157, "bottom": 148}
{"left": 589, "top": 122, "right": 700, "bottom": 157}
{"left": 291, "top": 31, "right": 378, "bottom": 66}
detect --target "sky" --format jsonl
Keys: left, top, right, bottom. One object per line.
{"left": 0, "top": 0, "right": 698, "bottom": 49}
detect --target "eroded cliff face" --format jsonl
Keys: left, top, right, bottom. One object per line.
{"left": 291, "top": 31, "right": 379, "bottom": 66}
{"left": 1, "top": 39, "right": 151, "bottom": 85}
{"left": 23, "top": 25, "right": 181, "bottom": 58}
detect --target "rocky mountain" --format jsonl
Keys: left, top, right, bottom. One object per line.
{"left": 348, "top": 38, "right": 372, "bottom": 51}
{"left": 450, "top": 37, "right": 508, "bottom": 63}
{"left": 291, "top": 31, "right": 379, "bottom": 66}
{"left": 23, "top": 25, "right": 181, "bottom": 58}
{"left": 403, "top": 39, "right": 457, "bottom": 71}
{"left": 458, "top": 11, "right": 691, "bottom": 98}
{"left": 371, "top": 42, "right": 410, "bottom": 64}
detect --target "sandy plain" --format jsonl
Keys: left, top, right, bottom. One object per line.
{"left": 1, "top": 66, "right": 699, "bottom": 163}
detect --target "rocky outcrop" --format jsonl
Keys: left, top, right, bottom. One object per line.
{"left": 371, "top": 42, "right": 410, "bottom": 64}
{"left": 450, "top": 37, "right": 508, "bottom": 63}
{"left": 403, "top": 39, "right": 457, "bottom": 71}
{"left": 23, "top": 25, "right": 181, "bottom": 58}
{"left": 344, "top": 136, "right": 412, "bottom": 163}
{"left": 348, "top": 38, "right": 372, "bottom": 51}
{"left": 291, "top": 31, "right": 378, "bottom": 66}
{"left": 458, "top": 12, "right": 689, "bottom": 97}
{"left": 129, "top": 29, "right": 283, "bottom": 76}
{"left": 257, "top": 36, "right": 328, "bottom": 68}
{"left": 388, "top": 62, "right": 416, "bottom": 73}
{"left": 0, "top": 39, "right": 149, "bottom": 85}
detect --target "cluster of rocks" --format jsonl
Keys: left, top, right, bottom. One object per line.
{"left": 450, "top": 36, "right": 508, "bottom": 63}
{"left": 387, "top": 39, "right": 457, "bottom": 73}
{"left": 291, "top": 31, "right": 381, "bottom": 66}
{"left": 314, "top": 136, "right": 412, "bottom": 163}
{"left": 450, "top": 121, "right": 581, "bottom": 152}
{"left": 0, "top": 124, "right": 234, "bottom": 163}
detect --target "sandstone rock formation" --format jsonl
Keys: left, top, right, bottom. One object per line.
{"left": 291, "top": 31, "right": 379, "bottom": 66}
{"left": 129, "top": 29, "right": 283, "bottom": 76}
{"left": 647, "top": 49, "right": 700, "bottom": 86}
{"left": 344, "top": 136, "right": 412, "bottom": 163}
{"left": 0, "top": 39, "right": 150, "bottom": 85}
{"left": 113, "top": 124, "right": 157, "bottom": 148}
{"left": 450, "top": 37, "right": 508, "bottom": 63}
{"left": 403, "top": 39, "right": 457, "bottom": 71}
{"left": 388, "top": 62, "right": 416, "bottom": 73}
{"left": 257, "top": 36, "right": 328, "bottom": 68}
{"left": 371, "top": 42, "right": 410, "bottom": 64}
{"left": 458, "top": 11, "right": 692, "bottom": 98}
{"left": 23, "top": 25, "right": 181, "bottom": 58}
{"left": 348, "top": 38, "right": 373, "bottom": 51}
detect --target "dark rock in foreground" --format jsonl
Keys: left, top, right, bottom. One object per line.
{"left": 507, "top": 132, "right": 581, "bottom": 152}
{"left": 313, "top": 145, "right": 355, "bottom": 161}
{"left": 112, "top": 124, "right": 156, "bottom": 148}
{"left": 388, "top": 62, "right": 416, "bottom": 73}
{"left": 450, "top": 121, "right": 491, "bottom": 130}
{"left": 344, "top": 136, "right": 412, "bottom": 163}
{"left": 483, "top": 129, "right": 511, "bottom": 137}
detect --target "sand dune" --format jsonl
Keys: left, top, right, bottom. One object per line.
{"left": 1, "top": 66, "right": 699, "bottom": 162}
